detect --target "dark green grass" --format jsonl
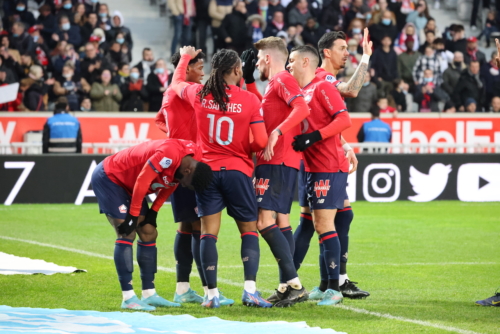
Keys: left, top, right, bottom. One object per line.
{"left": 0, "top": 202, "right": 499, "bottom": 334}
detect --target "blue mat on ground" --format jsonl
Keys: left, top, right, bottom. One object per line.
{"left": 0, "top": 305, "right": 346, "bottom": 334}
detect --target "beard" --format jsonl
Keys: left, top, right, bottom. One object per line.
{"left": 259, "top": 71, "right": 268, "bottom": 81}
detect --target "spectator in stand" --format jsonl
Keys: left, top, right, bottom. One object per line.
{"left": 357, "top": 106, "right": 392, "bottom": 143}
{"left": 414, "top": 68, "right": 449, "bottom": 112}
{"left": 80, "top": 97, "right": 95, "bottom": 111}
{"left": 413, "top": 45, "right": 442, "bottom": 85}
{"left": 90, "top": 69, "right": 122, "bottom": 111}
{"left": 50, "top": 40, "right": 68, "bottom": 66}
{"left": 168, "top": 0, "right": 195, "bottom": 56}
{"left": 247, "top": 0, "right": 273, "bottom": 23}
{"left": 22, "top": 65, "right": 47, "bottom": 111}
{"left": 369, "top": 10, "right": 398, "bottom": 49}
{"left": 344, "top": 39, "right": 362, "bottom": 81}
{"left": 452, "top": 60, "right": 484, "bottom": 111}
{"left": 490, "top": 96, "right": 500, "bottom": 112}
{"left": 301, "top": 17, "right": 324, "bottom": 47}
{"left": 320, "top": 0, "right": 343, "bottom": 32}
{"left": 480, "top": 51, "right": 500, "bottom": 108}
{"left": 81, "top": 41, "right": 112, "bottom": 84}
{"left": 394, "top": 23, "right": 419, "bottom": 55}
{"left": 264, "top": 11, "right": 286, "bottom": 37}
{"left": 371, "top": 35, "right": 398, "bottom": 94}
{"left": 442, "top": 51, "right": 466, "bottom": 97}
{"left": 1, "top": 34, "right": 21, "bottom": 64}
{"left": 113, "top": 62, "right": 130, "bottom": 92}
{"left": 84, "top": 0, "right": 101, "bottom": 14}
{"left": 418, "top": 30, "right": 434, "bottom": 54}
{"left": 288, "top": 0, "right": 312, "bottom": 26}
{"left": 19, "top": 53, "right": 38, "bottom": 79}
{"left": 58, "top": 0, "right": 76, "bottom": 24}
{"left": 98, "top": 3, "right": 112, "bottom": 32}
{"left": 477, "top": 10, "right": 498, "bottom": 48}
{"left": 405, "top": 0, "right": 430, "bottom": 35}
{"left": 28, "top": 26, "right": 51, "bottom": 69}
{"left": 146, "top": 59, "right": 169, "bottom": 112}
{"left": 464, "top": 98, "right": 477, "bottom": 112}
{"left": 247, "top": 14, "right": 266, "bottom": 48}
{"left": 0, "top": 51, "right": 18, "bottom": 84}
{"left": 419, "top": 18, "right": 441, "bottom": 43}
{"left": 346, "top": 18, "right": 364, "bottom": 42}
{"left": 134, "top": 47, "right": 155, "bottom": 84}
{"left": 371, "top": 0, "right": 390, "bottom": 25}
{"left": 220, "top": 2, "right": 250, "bottom": 55}
{"left": 433, "top": 38, "right": 453, "bottom": 73}
{"left": 11, "top": 22, "right": 35, "bottom": 55}
{"left": 390, "top": 78, "right": 409, "bottom": 112}
{"left": 464, "top": 36, "right": 486, "bottom": 65}
{"left": 90, "top": 28, "right": 109, "bottom": 55}
{"left": 121, "top": 67, "right": 148, "bottom": 111}
{"left": 347, "top": 71, "right": 378, "bottom": 112}
{"left": 42, "top": 98, "right": 81, "bottom": 153}
{"left": 81, "top": 12, "right": 99, "bottom": 43}
{"left": 194, "top": 0, "right": 211, "bottom": 55}
{"left": 106, "top": 40, "right": 129, "bottom": 72}
{"left": 53, "top": 43, "right": 81, "bottom": 78}
{"left": 209, "top": 0, "right": 234, "bottom": 53}
{"left": 344, "top": 0, "right": 369, "bottom": 32}
{"left": 50, "top": 15, "right": 82, "bottom": 50}
{"left": 445, "top": 24, "right": 466, "bottom": 54}
{"left": 53, "top": 62, "right": 90, "bottom": 111}
{"left": 388, "top": 0, "right": 413, "bottom": 31}
{"left": 3, "top": 0, "right": 36, "bottom": 31}
{"left": 108, "top": 11, "right": 133, "bottom": 50}
{"left": 377, "top": 96, "right": 397, "bottom": 115}
{"left": 268, "top": 0, "right": 285, "bottom": 21}
{"left": 36, "top": 5, "right": 58, "bottom": 43}
{"left": 74, "top": 4, "right": 87, "bottom": 28}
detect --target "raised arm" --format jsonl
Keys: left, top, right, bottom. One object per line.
{"left": 171, "top": 46, "right": 202, "bottom": 98}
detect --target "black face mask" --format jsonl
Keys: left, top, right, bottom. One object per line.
{"left": 453, "top": 61, "right": 461, "bottom": 68}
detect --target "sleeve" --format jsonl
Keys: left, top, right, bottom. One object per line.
{"left": 277, "top": 96, "right": 310, "bottom": 135}
{"left": 129, "top": 164, "right": 159, "bottom": 216}
{"left": 171, "top": 54, "right": 195, "bottom": 102}
{"left": 277, "top": 73, "right": 303, "bottom": 106}
{"left": 249, "top": 99, "right": 267, "bottom": 151}
{"left": 151, "top": 186, "right": 176, "bottom": 212}
{"left": 317, "top": 84, "right": 352, "bottom": 139}
{"left": 246, "top": 82, "right": 262, "bottom": 101}
{"left": 155, "top": 109, "right": 168, "bottom": 134}
{"left": 147, "top": 144, "right": 183, "bottom": 175}
{"left": 180, "top": 84, "right": 201, "bottom": 108}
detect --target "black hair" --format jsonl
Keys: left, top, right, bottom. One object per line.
{"left": 191, "top": 162, "right": 214, "bottom": 193}
{"left": 318, "top": 31, "right": 346, "bottom": 59}
{"left": 370, "top": 104, "right": 380, "bottom": 118}
{"left": 433, "top": 37, "right": 445, "bottom": 45}
{"left": 55, "top": 101, "right": 68, "bottom": 111}
{"left": 197, "top": 49, "right": 240, "bottom": 112}
{"left": 171, "top": 50, "right": 206, "bottom": 68}
{"left": 118, "top": 62, "right": 128, "bottom": 70}
{"left": 291, "top": 45, "right": 320, "bottom": 65}
{"left": 59, "top": 15, "right": 70, "bottom": 23}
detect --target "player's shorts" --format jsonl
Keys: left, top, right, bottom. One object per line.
{"left": 171, "top": 185, "right": 199, "bottom": 223}
{"left": 91, "top": 161, "right": 148, "bottom": 219}
{"left": 298, "top": 160, "right": 308, "bottom": 207}
{"left": 255, "top": 164, "right": 298, "bottom": 214}
{"left": 306, "top": 171, "right": 348, "bottom": 211}
{"left": 195, "top": 169, "right": 257, "bottom": 222}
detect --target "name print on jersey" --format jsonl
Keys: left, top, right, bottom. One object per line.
{"left": 201, "top": 99, "right": 242, "bottom": 113}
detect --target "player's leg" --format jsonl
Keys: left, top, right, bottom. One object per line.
{"left": 200, "top": 212, "right": 222, "bottom": 308}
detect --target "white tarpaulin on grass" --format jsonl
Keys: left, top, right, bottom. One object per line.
{"left": 0, "top": 306, "right": 346, "bottom": 334}
{"left": 0, "top": 252, "right": 86, "bottom": 275}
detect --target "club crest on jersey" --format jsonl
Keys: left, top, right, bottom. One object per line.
{"left": 159, "top": 157, "right": 172, "bottom": 168}
{"left": 255, "top": 178, "right": 270, "bottom": 196}
{"left": 325, "top": 75, "right": 336, "bottom": 83}
{"left": 118, "top": 204, "right": 127, "bottom": 213}
{"left": 304, "top": 94, "right": 313, "bottom": 103}
{"left": 314, "top": 180, "right": 331, "bottom": 198}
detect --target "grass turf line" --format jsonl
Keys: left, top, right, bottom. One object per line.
{"left": 0, "top": 202, "right": 498, "bottom": 334}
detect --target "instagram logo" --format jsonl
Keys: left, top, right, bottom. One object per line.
{"left": 363, "top": 164, "right": 401, "bottom": 202}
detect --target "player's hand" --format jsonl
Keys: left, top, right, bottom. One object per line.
{"left": 180, "top": 46, "right": 202, "bottom": 59}
{"left": 495, "top": 39, "right": 500, "bottom": 68}
{"left": 292, "top": 131, "right": 322, "bottom": 152}
{"left": 139, "top": 209, "right": 158, "bottom": 228}
{"left": 117, "top": 213, "right": 138, "bottom": 236}
{"left": 362, "top": 28, "right": 373, "bottom": 56}
{"left": 346, "top": 149, "right": 358, "bottom": 174}
{"left": 263, "top": 130, "right": 280, "bottom": 161}
{"left": 241, "top": 49, "right": 256, "bottom": 84}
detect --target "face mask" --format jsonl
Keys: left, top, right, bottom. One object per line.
{"left": 155, "top": 67, "right": 165, "bottom": 74}
{"left": 490, "top": 67, "right": 499, "bottom": 76}
{"left": 81, "top": 107, "right": 91, "bottom": 111}
{"left": 382, "top": 18, "right": 391, "bottom": 26}
{"left": 362, "top": 81, "right": 370, "bottom": 87}
{"left": 424, "top": 77, "right": 433, "bottom": 83}
{"left": 62, "top": 23, "right": 71, "bottom": 31}
{"left": 402, "top": 90, "right": 408, "bottom": 94}
{"left": 453, "top": 61, "right": 461, "bottom": 68}
{"left": 63, "top": 72, "right": 73, "bottom": 79}
{"left": 116, "top": 38, "right": 125, "bottom": 44}
{"left": 91, "top": 0, "right": 98, "bottom": 3}
{"left": 352, "top": 28, "right": 361, "bottom": 34}
{"left": 63, "top": 3, "right": 72, "bottom": 9}
{"left": 16, "top": 6, "right": 25, "bottom": 11}
{"left": 12, "top": 33, "right": 19, "bottom": 37}
{"left": 130, "top": 72, "right": 140, "bottom": 80}
{"left": 365, "top": 13, "right": 372, "bottom": 20}
{"left": 259, "top": 6, "right": 268, "bottom": 10}
{"left": 99, "top": 13, "right": 107, "bottom": 18}
{"left": 33, "top": 35, "right": 39, "bottom": 42}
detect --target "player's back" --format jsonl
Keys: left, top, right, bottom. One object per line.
{"left": 258, "top": 70, "right": 302, "bottom": 169}
{"left": 158, "top": 87, "right": 198, "bottom": 141}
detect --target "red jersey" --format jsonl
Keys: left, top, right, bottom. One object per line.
{"left": 301, "top": 77, "right": 350, "bottom": 173}
{"left": 181, "top": 83, "right": 263, "bottom": 177}
{"left": 157, "top": 85, "right": 198, "bottom": 141}
{"left": 257, "top": 70, "right": 303, "bottom": 169}
{"left": 315, "top": 68, "right": 342, "bottom": 88}
{"left": 104, "top": 139, "right": 200, "bottom": 195}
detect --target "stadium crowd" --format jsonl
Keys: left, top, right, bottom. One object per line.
{"left": 1, "top": 0, "right": 500, "bottom": 112}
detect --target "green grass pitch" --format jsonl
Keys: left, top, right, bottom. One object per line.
{"left": 0, "top": 202, "right": 498, "bottom": 334}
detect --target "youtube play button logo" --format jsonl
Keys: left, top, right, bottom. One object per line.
{"left": 457, "top": 163, "right": 500, "bottom": 201}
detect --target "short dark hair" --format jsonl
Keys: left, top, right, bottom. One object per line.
{"left": 171, "top": 51, "right": 206, "bottom": 68}
{"left": 318, "top": 31, "right": 346, "bottom": 59}
{"left": 433, "top": 37, "right": 445, "bottom": 45}
{"left": 118, "top": 62, "right": 129, "bottom": 70}
{"left": 142, "top": 47, "right": 152, "bottom": 53}
{"left": 191, "top": 162, "right": 213, "bottom": 192}
{"left": 291, "top": 45, "right": 320, "bottom": 67}
{"left": 370, "top": 104, "right": 380, "bottom": 118}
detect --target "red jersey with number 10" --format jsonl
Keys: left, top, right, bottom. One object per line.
{"left": 181, "top": 84, "right": 263, "bottom": 177}
{"left": 301, "top": 77, "right": 350, "bottom": 173}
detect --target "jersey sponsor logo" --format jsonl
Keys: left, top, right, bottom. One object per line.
{"left": 159, "top": 157, "right": 172, "bottom": 169}
{"left": 314, "top": 179, "right": 331, "bottom": 198}
{"left": 162, "top": 176, "right": 177, "bottom": 187}
{"left": 118, "top": 204, "right": 127, "bottom": 213}
{"left": 320, "top": 89, "right": 334, "bottom": 111}
{"left": 325, "top": 75, "right": 336, "bottom": 83}
{"left": 109, "top": 123, "right": 150, "bottom": 144}
{"left": 276, "top": 77, "right": 291, "bottom": 96}
{"left": 255, "top": 178, "right": 270, "bottom": 196}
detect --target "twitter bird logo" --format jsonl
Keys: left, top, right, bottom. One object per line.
{"left": 408, "top": 164, "right": 452, "bottom": 202}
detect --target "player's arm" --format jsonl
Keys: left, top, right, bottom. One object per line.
{"left": 341, "top": 135, "right": 358, "bottom": 174}
{"left": 240, "top": 50, "right": 263, "bottom": 101}
{"left": 246, "top": 82, "right": 263, "bottom": 101}
{"left": 250, "top": 121, "right": 268, "bottom": 152}
{"left": 336, "top": 28, "right": 372, "bottom": 98}
{"left": 155, "top": 109, "right": 168, "bottom": 134}
{"left": 171, "top": 46, "right": 202, "bottom": 99}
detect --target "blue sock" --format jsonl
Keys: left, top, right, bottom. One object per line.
{"left": 259, "top": 224, "right": 298, "bottom": 282}
{"left": 114, "top": 238, "right": 134, "bottom": 291}
{"left": 279, "top": 226, "right": 295, "bottom": 283}
{"left": 174, "top": 230, "right": 193, "bottom": 283}
{"left": 241, "top": 232, "right": 260, "bottom": 281}
{"left": 320, "top": 231, "right": 341, "bottom": 291}
{"left": 192, "top": 230, "right": 207, "bottom": 287}
{"left": 200, "top": 234, "right": 218, "bottom": 289}
{"left": 293, "top": 212, "right": 315, "bottom": 270}
{"left": 319, "top": 241, "right": 328, "bottom": 291}
{"left": 137, "top": 240, "right": 157, "bottom": 290}
{"left": 335, "top": 207, "right": 353, "bottom": 275}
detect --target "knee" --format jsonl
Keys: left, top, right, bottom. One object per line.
{"left": 300, "top": 206, "right": 311, "bottom": 214}
{"left": 138, "top": 225, "right": 158, "bottom": 243}
{"left": 179, "top": 221, "right": 194, "bottom": 233}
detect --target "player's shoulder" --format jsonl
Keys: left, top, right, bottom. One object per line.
{"left": 316, "top": 79, "right": 341, "bottom": 95}
{"left": 315, "top": 68, "right": 337, "bottom": 83}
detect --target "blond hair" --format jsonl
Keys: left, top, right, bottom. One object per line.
{"left": 254, "top": 37, "right": 289, "bottom": 62}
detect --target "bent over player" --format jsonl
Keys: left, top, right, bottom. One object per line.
{"left": 288, "top": 45, "right": 352, "bottom": 305}
{"left": 171, "top": 46, "right": 270, "bottom": 308}
{"left": 91, "top": 139, "right": 213, "bottom": 311}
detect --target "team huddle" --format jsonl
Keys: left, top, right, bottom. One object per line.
{"left": 91, "top": 29, "right": 373, "bottom": 310}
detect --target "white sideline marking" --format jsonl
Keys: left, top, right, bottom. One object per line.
{"left": 0, "top": 236, "right": 485, "bottom": 334}
{"left": 219, "top": 262, "right": 497, "bottom": 269}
